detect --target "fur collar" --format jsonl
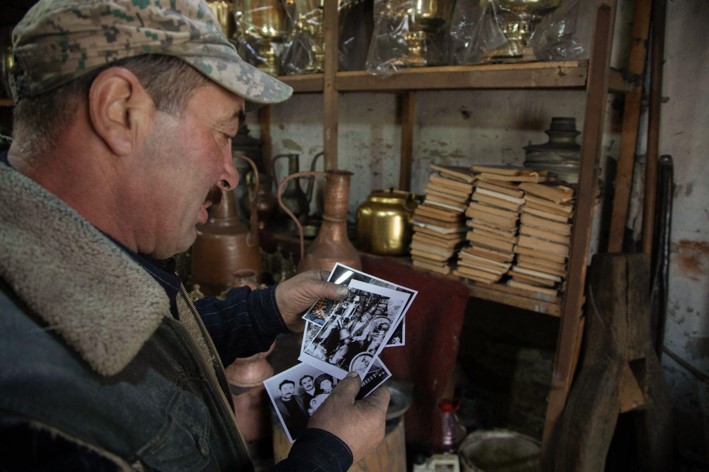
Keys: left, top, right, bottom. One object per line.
{"left": 0, "top": 164, "right": 168, "bottom": 376}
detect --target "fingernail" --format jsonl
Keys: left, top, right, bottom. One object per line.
{"left": 336, "top": 286, "right": 349, "bottom": 298}
{"left": 347, "top": 370, "right": 359, "bottom": 378}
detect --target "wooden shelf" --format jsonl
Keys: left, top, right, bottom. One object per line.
{"left": 279, "top": 61, "right": 632, "bottom": 94}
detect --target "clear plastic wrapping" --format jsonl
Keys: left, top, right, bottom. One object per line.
{"left": 338, "top": 0, "right": 374, "bottom": 72}
{"left": 450, "top": 0, "right": 585, "bottom": 65}
{"left": 365, "top": 0, "right": 452, "bottom": 77}
{"left": 280, "top": 0, "right": 325, "bottom": 75}
{"left": 233, "top": 0, "right": 289, "bottom": 76}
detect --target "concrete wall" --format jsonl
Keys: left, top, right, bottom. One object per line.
{"left": 251, "top": 0, "right": 708, "bottom": 463}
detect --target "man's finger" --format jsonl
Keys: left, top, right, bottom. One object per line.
{"left": 328, "top": 371, "right": 362, "bottom": 400}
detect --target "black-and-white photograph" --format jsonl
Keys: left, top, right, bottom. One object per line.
{"left": 264, "top": 360, "right": 390, "bottom": 443}
{"left": 299, "top": 279, "right": 408, "bottom": 380}
{"left": 301, "top": 263, "right": 416, "bottom": 347}
{"left": 264, "top": 363, "right": 340, "bottom": 443}
{"left": 357, "top": 358, "right": 392, "bottom": 399}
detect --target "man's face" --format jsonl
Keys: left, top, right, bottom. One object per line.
{"left": 300, "top": 377, "right": 314, "bottom": 391}
{"left": 280, "top": 383, "right": 295, "bottom": 400}
{"left": 131, "top": 82, "right": 244, "bottom": 258}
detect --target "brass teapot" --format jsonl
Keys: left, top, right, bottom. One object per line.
{"left": 356, "top": 189, "right": 419, "bottom": 256}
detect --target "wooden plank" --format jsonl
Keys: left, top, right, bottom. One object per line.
{"left": 642, "top": 0, "right": 667, "bottom": 257}
{"left": 336, "top": 61, "right": 588, "bottom": 91}
{"left": 466, "top": 282, "right": 561, "bottom": 316}
{"left": 399, "top": 92, "right": 415, "bottom": 191}
{"left": 279, "top": 74, "right": 324, "bottom": 93}
{"left": 280, "top": 65, "right": 630, "bottom": 94}
{"left": 322, "top": 0, "right": 339, "bottom": 170}
{"left": 543, "top": 0, "right": 618, "bottom": 456}
{"left": 257, "top": 106, "right": 272, "bottom": 177}
{"left": 607, "top": 0, "right": 652, "bottom": 252}
{"left": 0, "top": 98, "right": 13, "bottom": 108}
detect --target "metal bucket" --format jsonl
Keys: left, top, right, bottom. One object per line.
{"left": 459, "top": 429, "right": 540, "bottom": 472}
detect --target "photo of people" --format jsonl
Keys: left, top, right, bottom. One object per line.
{"left": 264, "top": 360, "right": 392, "bottom": 443}
{"left": 264, "top": 363, "right": 340, "bottom": 443}
{"left": 300, "top": 279, "right": 409, "bottom": 380}
{"left": 301, "top": 263, "right": 416, "bottom": 348}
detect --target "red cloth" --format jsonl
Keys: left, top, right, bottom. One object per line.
{"left": 361, "top": 255, "right": 469, "bottom": 453}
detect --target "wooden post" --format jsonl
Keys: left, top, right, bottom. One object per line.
{"left": 542, "top": 0, "right": 617, "bottom": 457}
{"left": 607, "top": 0, "right": 652, "bottom": 253}
{"left": 322, "top": 0, "right": 339, "bottom": 170}
{"left": 399, "top": 91, "right": 416, "bottom": 191}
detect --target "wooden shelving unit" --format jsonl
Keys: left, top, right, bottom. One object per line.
{"left": 263, "top": 0, "right": 637, "bottom": 458}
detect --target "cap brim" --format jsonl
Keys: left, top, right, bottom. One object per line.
{"left": 182, "top": 52, "right": 292, "bottom": 112}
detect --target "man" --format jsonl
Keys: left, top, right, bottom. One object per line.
{"left": 299, "top": 375, "right": 317, "bottom": 405}
{"left": 0, "top": 0, "right": 389, "bottom": 470}
{"left": 274, "top": 380, "right": 309, "bottom": 440}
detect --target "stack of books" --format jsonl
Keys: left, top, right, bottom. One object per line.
{"left": 508, "top": 182, "right": 576, "bottom": 297}
{"left": 410, "top": 165, "right": 474, "bottom": 275}
{"left": 454, "top": 166, "right": 543, "bottom": 284}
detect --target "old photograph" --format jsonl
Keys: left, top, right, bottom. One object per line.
{"left": 299, "top": 279, "right": 409, "bottom": 380}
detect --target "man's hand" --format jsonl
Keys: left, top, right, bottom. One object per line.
{"left": 307, "top": 372, "right": 390, "bottom": 463}
{"left": 275, "top": 270, "right": 349, "bottom": 332}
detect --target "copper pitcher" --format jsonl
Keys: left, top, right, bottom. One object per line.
{"left": 190, "top": 153, "right": 262, "bottom": 295}
{"left": 277, "top": 169, "right": 361, "bottom": 272}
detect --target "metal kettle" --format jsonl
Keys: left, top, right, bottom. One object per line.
{"left": 190, "top": 153, "right": 262, "bottom": 296}
{"left": 356, "top": 189, "right": 419, "bottom": 256}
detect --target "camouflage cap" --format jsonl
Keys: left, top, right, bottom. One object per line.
{"left": 9, "top": 0, "right": 292, "bottom": 108}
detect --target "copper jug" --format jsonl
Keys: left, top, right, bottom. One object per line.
{"left": 240, "top": 171, "right": 278, "bottom": 231}
{"left": 273, "top": 153, "right": 310, "bottom": 232}
{"left": 190, "top": 153, "right": 262, "bottom": 296}
{"left": 277, "top": 169, "right": 361, "bottom": 272}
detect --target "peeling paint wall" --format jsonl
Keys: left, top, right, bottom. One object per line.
{"left": 250, "top": 0, "right": 708, "bottom": 462}
{"left": 656, "top": 0, "right": 709, "bottom": 461}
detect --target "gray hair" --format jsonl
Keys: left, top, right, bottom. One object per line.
{"left": 12, "top": 55, "right": 210, "bottom": 156}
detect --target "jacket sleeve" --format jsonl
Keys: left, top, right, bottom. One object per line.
{"left": 195, "top": 284, "right": 290, "bottom": 366}
{"left": 272, "top": 428, "right": 353, "bottom": 472}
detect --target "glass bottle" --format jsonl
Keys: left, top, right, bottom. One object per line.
{"left": 439, "top": 400, "right": 467, "bottom": 453}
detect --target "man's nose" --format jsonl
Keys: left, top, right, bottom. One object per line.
{"left": 219, "top": 153, "right": 239, "bottom": 191}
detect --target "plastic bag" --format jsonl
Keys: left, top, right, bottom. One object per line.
{"left": 281, "top": 0, "right": 325, "bottom": 75}
{"left": 338, "top": 0, "right": 374, "bottom": 71}
{"left": 233, "top": 0, "right": 288, "bottom": 76}
{"left": 365, "top": 0, "right": 451, "bottom": 77}
{"left": 450, "top": 0, "right": 585, "bottom": 65}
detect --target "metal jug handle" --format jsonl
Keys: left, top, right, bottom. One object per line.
{"left": 233, "top": 152, "right": 260, "bottom": 245}
{"left": 272, "top": 153, "right": 300, "bottom": 187}
{"left": 276, "top": 170, "right": 324, "bottom": 263}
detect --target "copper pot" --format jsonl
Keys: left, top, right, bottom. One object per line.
{"left": 277, "top": 169, "right": 361, "bottom": 272}
{"left": 190, "top": 153, "right": 262, "bottom": 295}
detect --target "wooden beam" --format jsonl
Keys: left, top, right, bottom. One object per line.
{"left": 607, "top": 0, "right": 652, "bottom": 253}
{"left": 322, "top": 0, "right": 338, "bottom": 170}
{"left": 399, "top": 92, "right": 415, "bottom": 191}
{"left": 642, "top": 0, "right": 667, "bottom": 257}
{"left": 542, "top": 0, "right": 618, "bottom": 456}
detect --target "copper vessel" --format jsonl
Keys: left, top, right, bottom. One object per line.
{"left": 273, "top": 153, "right": 310, "bottom": 232}
{"left": 190, "top": 154, "right": 262, "bottom": 295}
{"left": 241, "top": 171, "right": 278, "bottom": 231}
{"left": 277, "top": 169, "right": 361, "bottom": 272}
{"left": 356, "top": 189, "right": 418, "bottom": 256}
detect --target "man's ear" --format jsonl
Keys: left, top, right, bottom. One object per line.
{"left": 88, "top": 67, "right": 154, "bottom": 156}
